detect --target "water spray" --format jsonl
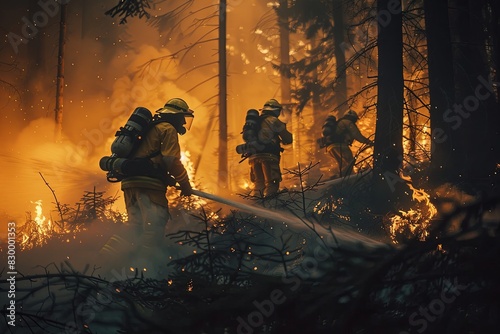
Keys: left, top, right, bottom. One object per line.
{"left": 191, "top": 188, "right": 389, "bottom": 249}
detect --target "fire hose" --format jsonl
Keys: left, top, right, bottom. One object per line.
{"left": 190, "top": 188, "right": 387, "bottom": 248}
{"left": 191, "top": 189, "right": 295, "bottom": 223}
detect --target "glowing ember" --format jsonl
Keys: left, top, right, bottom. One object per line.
{"left": 313, "top": 196, "right": 340, "bottom": 215}
{"left": 241, "top": 180, "right": 251, "bottom": 190}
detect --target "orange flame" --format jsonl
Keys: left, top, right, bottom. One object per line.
{"left": 175, "top": 150, "right": 219, "bottom": 220}
{"left": 389, "top": 173, "right": 437, "bottom": 243}
{"left": 20, "top": 200, "right": 53, "bottom": 250}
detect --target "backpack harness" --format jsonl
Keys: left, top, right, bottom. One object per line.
{"left": 99, "top": 107, "right": 176, "bottom": 185}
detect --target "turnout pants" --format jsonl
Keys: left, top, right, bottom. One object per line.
{"left": 100, "top": 188, "right": 170, "bottom": 263}
{"left": 123, "top": 187, "right": 170, "bottom": 250}
{"left": 326, "top": 143, "right": 355, "bottom": 178}
{"left": 249, "top": 153, "right": 282, "bottom": 197}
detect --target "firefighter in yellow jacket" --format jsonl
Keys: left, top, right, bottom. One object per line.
{"left": 100, "top": 98, "right": 194, "bottom": 272}
{"left": 248, "top": 99, "right": 292, "bottom": 197}
{"left": 121, "top": 98, "right": 194, "bottom": 249}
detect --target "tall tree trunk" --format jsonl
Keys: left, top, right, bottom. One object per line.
{"left": 55, "top": 3, "right": 67, "bottom": 142}
{"left": 311, "top": 36, "right": 324, "bottom": 162}
{"left": 372, "top": 0, "right": 405, "bottom": 210}
{"left": 494, "top": 0, "right": 500, "bottom": 101}
{"left": 486, "top": 0, "right": 500, "bottom": 178}
{"left": 81, "top": 0, "right": 89, "bottom": 39}
{"left": 451, "top": 0, "right": 498, "bottom": 187}
{"left": 218, "top": 0, "right": 228, "bottom": 191}
{"left": 332, "top": 0, "right": 348, "bottom": 115}
{"left": 278, "top": 0, "right": 295, "bottom": 167}
{"left": 423, "top": 0, "right": 460, "bottom": 184}
{"left": 22, "top": 0, "right": 48, "bottom": 119}
{"left": 278, "top": 0, "right": 292, "bottom": 105}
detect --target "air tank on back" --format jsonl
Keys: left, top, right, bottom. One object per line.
{"left": 99, "top": 107, "right": 152, "bottom": 182}
{"left": 110, "top": 107, "right": 152, "bottom": 157}
{"left": 242, "top": 109, "right": 260, "bottom": 142}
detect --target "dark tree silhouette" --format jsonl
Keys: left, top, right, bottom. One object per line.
{"left": 450, "top": 0, "right": 499, "bottom": 188}
{"left": 371, "top": 0, "right": 404, "bottom": 210}
{"left": 105, "top": 0, "right": 151, "bottom": 24}
{"left": 424, "top": 0, "right": 459, "bottom": 184}
{"left": 54, "top": 2, "right": 67, "bottom": 142}
{"left": 332, "top": 0, "right": 348, "bottom": 115}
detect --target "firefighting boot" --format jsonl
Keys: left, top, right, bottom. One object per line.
{"left": 264, "top": 179, "right": 280, "bottom": 197}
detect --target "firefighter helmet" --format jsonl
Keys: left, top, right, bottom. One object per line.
{"left": 262, "top": 98, "right": 282, "bottom": 117}
{"left": 263, "top": 99, "right": 282, "bottom": 111}
{"left": 345, "top": 109, "right": 359, "bottom": 121}
{"left": 156, "top": 98, "right": 194, "bottom": 133}
{"left": 325, "top": 115, "right": 337, "bottom": 123}
{"left": 157, "top": 98, "right": 194, "bottom": 116}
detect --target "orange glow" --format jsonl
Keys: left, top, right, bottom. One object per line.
{"left": 19, "top": 200, "right": 54, "bottom": 250}
{"left": 174, "top": 150, "right": 219, "bottom": 220}
{"left": 240, "top": 180, "right": 251, "bottom": 190}
{"left": 388, "top": 173, "right": 437, "bottom": 244}
{"left": 180, "top": 150, "right": 195, "bottom": 181}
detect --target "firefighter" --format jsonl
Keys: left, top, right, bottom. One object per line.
{"left": 248, "top": 99, "right": 293, "bottom": 197}
{"left": 324, "top": 110, "right": 373, "bottom": 178}
{"left": 100, "top": 98, "right": 194, "bottom": 271}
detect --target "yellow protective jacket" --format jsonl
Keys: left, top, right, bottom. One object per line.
{"left": 257, "top": 114, "right": 293, "bottom": 156}
{"left": 121, "top": 122, "right": 189, "bottom": 191}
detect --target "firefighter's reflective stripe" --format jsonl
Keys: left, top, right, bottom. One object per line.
{"left": 122, "top": 176, "right": 165, "bottom": 191}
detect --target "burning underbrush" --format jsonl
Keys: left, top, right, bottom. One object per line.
{"left": 16, "top": 188, "right": 125, "bottom": 251}
{"left": 385, "top": 172, "right": 438, "bottom": 244}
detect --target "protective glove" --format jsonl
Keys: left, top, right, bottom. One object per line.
{"left": 163, "top": 173, "right": 177, "bottom": 187}
{"left": 179, "top": 180, "right": 193, "bottom": 196}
